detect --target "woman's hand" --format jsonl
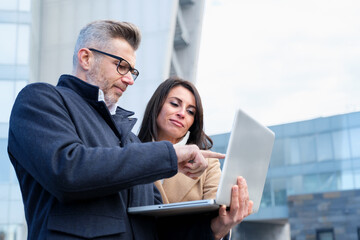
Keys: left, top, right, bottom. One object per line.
{"left": 210, "top": 176, "right": 253, "bottom": 240}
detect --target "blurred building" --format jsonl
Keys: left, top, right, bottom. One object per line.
{"left": 0, "top": 0, "right": 204, "bottom": 239}
{"left": 0, "top": 0, "right": 31, "bottom": 239}
{"left": 30, "top": 0, "right": 205, "bottom": 132}
{"left": 211, "top": 111, "right": 360, "bottom": 240}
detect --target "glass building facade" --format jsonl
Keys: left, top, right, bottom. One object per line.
{"left": 211, "top": 111, "right": 360, "bottom": 239}
{"left": 0, "top": 0, "right": 31, "bottom": 239}
{"left": 212, "top": 111, "right": 360, "bottom": 218}
{"left": 263, "top": 112, "right": 360, "bottom": 208}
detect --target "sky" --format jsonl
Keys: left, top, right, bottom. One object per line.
{"left": 196, "top": 0, "right": 360, "bottom": 135}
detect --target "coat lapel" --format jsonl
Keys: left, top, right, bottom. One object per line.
{"left": 154, "top": 180, "right": 170, "bottom": 204}
{"left": 162, "top": 173, "right": 199, "bottom": 203}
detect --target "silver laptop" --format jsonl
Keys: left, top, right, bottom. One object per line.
{"left": 128, "top": 109, "right": 275, "bottom": 216}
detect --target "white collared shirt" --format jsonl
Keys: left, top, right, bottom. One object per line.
{"left": 98, "top": 89, "right": 117, "bottom": 115}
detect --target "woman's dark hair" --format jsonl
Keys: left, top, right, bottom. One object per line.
{"left": 138, "top": 76, "right": 213, "bottom": 150}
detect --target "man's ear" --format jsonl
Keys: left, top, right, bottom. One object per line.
{"left": 77, "top": 48, "right": 92, "bottom": 71}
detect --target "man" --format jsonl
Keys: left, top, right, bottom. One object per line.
{"left": 8, "top": 20, "right": 251, "bottom": 239}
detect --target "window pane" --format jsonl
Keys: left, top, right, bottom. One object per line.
{"left": 355, "top": 170, "right": 360, "bottom": 189}
{"left": 270, "top": 139, "right": 285, "bottom": 167}
{"left": 0, "top": 24, "right": 16, "bottom": 64}
{"left": 19, "top": 0, "right": 31, "bottom": 11}
{"left": 318, "top": 232, "right": 333, "bottom": 240}
{"left": 284, "top": 138, "right": 300, "bottom": 165}
{"left": 0, "top": 81, "right": 15, "bottom": 122}
{"left": 340, "top": 170, "right": 354, "bottom": 190}
{"left": 0, "top": 184, "right": 9, "bottom": 200}
{"left": 318, "top": 172, "right": 339, "bottom": 192}
{"left": 0, "top": 139, "right": 10, "bottom": 182}
{"left": 9, "top": 200, "right": 24, "bottom": 223}
{"left": 317, "top": 229, "right": 334, "bottom": 240}
{"left": 272, "top": 178, "right": 287, "bottom": 206}
{"left": 299, "top": 136, "right": 316, "bottom": 163}
{"left": 0, "top": 200, "right": 9, "bottom": 223}
{"left": 316, "top": 133, "right": 333, "bottom": 161}
{"left": 287, "top": 175, "right": 302, "bottom": 195}
{"left": 17, "top": 25, "right": 30, "bottom": 64}
{"left": 260, "top": 180, "right": 272, "bottom": 208}
{"left": 0, "top": 0, "right": 16, "bottom": 10}
{"left": 349, "top": 128, "right": 360, "bottom": 158}
{"left": 332, "top": 130, "right": 351, "bottom": 160}
{"left": 303, "top": 174, "right": 319, "bottom": 193}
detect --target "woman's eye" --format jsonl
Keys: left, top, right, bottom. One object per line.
{"left": 170, "top": 102, "right": 179, "bottom": 107}
{"left": 187, "top": 109, "right": 195, "bottom": 116}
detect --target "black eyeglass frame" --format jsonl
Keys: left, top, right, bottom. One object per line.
{"left": 88, "top": 48, "right": 139, "bottom": 81}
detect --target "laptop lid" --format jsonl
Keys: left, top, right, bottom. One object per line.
{"left": 215, "top": 109, "right": 275, "bottom": 213}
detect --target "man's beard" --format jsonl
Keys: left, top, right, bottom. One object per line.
{"left": 86, "top": 66, "right": 101, "bottom": 87}
{"left": 87, "top": 68, "right": 118, "bottom": 107}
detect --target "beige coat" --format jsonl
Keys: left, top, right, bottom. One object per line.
{"left": 154, "top": 158, "right": 221, "bottom": 203}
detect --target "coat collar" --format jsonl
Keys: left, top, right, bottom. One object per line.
{"left": 57, "top": 74, "right": 135, "bottom": 118}
{"left": 57, "top": 74, "right": 99, "bottom": 102}
{"left": 57, "top": 74, "right": 137, "bottom": 144}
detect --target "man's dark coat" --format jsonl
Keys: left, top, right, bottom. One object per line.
{"left": 8, "top": 75, "right": 178, "bottom": 239}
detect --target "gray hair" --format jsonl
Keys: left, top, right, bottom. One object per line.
{"left": 72, "top": 20, "right": 141, "bottom": 67}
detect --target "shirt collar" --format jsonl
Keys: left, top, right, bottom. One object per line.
{"left": 175, "top": 131, "right": 190, "bottom": 146}
{"left": 98, "top": 89, "right": 117, "bottom": 115}
{"left": 152, "top": 131, "right": 190, "bottom": 145}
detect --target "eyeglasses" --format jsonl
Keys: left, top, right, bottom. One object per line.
{"left": 89, "top": 48, "right": 139, "bottom": 81}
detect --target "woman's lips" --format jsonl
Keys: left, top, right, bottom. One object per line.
{"left": 170, "top": 119, "right": 184, "bottom": 127}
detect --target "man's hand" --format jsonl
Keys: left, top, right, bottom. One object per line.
{"left": 173, "top": 145, "right": 225, "bottom": 179}
{"left": 210, "top": 176, "right": 253, "bottom": 240}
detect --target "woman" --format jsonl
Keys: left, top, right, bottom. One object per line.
{"left": 138, "top": 76, "right": 221, "bottom": 203}
{"left": 139, "top": 77, "right": 252, "bottom": 240}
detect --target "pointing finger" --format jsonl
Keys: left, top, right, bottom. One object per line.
{"left": 200, "top": 150, "right": 225, "bottom": 159}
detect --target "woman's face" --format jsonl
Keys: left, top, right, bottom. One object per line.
{"left": 156, "top": 86, "right": 196, "bottom": 144}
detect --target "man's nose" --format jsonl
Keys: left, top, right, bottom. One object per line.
{"left": 122, "top": 72, "right": 135, "bottom": 85}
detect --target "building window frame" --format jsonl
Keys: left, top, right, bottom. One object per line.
{"left": 316, "top": 228, "right": 335, "bottom": 240}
